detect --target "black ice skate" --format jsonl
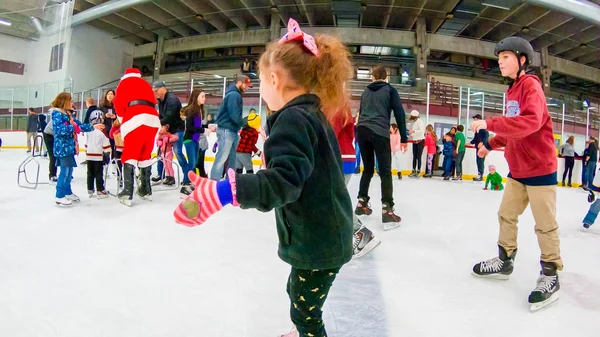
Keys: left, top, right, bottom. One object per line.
{"left": 472, "top": 246, "right": 516, "bottom": 280}
{"left": 118, "top": 163, "right": 135, "bottom": 207}
{"left": 382, "top": 203, "right": 401, "bottom": 230}
{"left": 180, "top": 182, "right": 193, "bottom": 199}
{"left": 408, "top": 170, "right": 417, "bottom": 178}
{"left": 353, "top": 225, "right": 381, "bottom": 259}
{"left": 136, "top": 166, "right": 153, "bottom": 201}
{"left": 355, "top": 197, "right": 373, "bottom": 216}
{"left": 473, "top": 174, "right": 483, "bottom": 182}
{"left": 528, "top": 261, "right": 560, "bottom": 311}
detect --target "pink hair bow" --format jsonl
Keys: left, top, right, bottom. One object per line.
{"left": 278, "top": 18, "right": 320, "bottom": 57}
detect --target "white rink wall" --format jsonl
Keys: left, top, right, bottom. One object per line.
{"left": 0, "top": 130, "right": 587, "bottom": 185}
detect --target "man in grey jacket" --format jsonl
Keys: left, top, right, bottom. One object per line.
{"left": 355, "top": 66, "right": 408, "bottom": 228}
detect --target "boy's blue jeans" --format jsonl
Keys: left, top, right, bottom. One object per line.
{"left": 583, "top": 199, "right": 600, "bottom": 226}
{"left": 585, "top": 162, "right": 596, "bottom": 187}
{"left": 56, "top": 165, "right": 74, "bottom": 198}
{"left": 184, "top": 141, "right": 199, "bottom": 180}
{"left": 442, "top": 155, "right": 452, "bottom": 176}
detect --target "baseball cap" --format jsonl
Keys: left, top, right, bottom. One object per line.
{"left": 152, "top": 80, "right": 166, "bottom": 89}
{"left": 410, "top": 110, "right": 419, "bottom": 117}
{"left": 472, "top": 114, "right": 482, "bottom": 119}
{"left": 242, "top": 75, "right": 252, "bottom": 88}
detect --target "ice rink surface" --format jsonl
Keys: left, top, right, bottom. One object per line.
{"left": 1, "top": 149, "right": 599, "bottom": 337}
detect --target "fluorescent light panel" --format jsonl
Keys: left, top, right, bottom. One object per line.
{"left": 0, "top": 18, "right": 11, "bottom": 26}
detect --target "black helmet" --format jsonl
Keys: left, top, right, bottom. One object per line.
{"left": 494, "top": 37, "right": 534, "bottom": 65}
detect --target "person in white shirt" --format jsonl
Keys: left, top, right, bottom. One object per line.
{"left": 85, "top": 110, "right": 111, "bottom": 198}
{"left": 408, "top": 110, "right": 425, "bottom": 177}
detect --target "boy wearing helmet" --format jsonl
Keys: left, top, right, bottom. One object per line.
{"left": 85, "top": 110, "right": 111, "bottom": 198}
{"left": 470, "top": 37, "right": 561, "bottom": 311}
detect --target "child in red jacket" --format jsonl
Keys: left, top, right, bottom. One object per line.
{"left": 471, "top": 37, "right": 561, "bottom": 311}
{"left": 235, "top": 111, "right": 261, "bottom": 174}
{"left": 331, "top": 106, "right": 380, "bottom": 259}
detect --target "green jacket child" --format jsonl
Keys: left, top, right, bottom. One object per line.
{"left": 484, "top": 164, "right": 504, "bottom": 190}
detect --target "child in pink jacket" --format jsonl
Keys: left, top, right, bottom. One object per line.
{"left": 390, "top": 123, "right": 402, "bottom": 180}
{"left": 424, "top": 124, "right": 438, "bottom": 178}
{"left": 156, "top": 125, "right": 179, "bottom": 185}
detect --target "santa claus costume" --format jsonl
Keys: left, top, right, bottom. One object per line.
{"left": 113, "top": 68, "right": 161, "bottom": 206}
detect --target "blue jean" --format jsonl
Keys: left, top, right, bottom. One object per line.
{"left": 354, "top": 140, "right": 361, "bottom": 173}
{"left": 56, "top": 165, "right": 74, "bottom": 198}
{"left": 184, "top": 141, "right": 199, "bottom": 181}
{"left": 156, "top": 131, "right": 188, "bottom": 182}
{"left": 442, "top": 155, "right": 452, "bottom": 176}
{"left": 585, "top": 162, "right": 596, "bottom": 187}
{"left": 210, "top": 128, "right": 240, "bottom": 180}
{"left": 583, "top": 199, "right": 600, "bottom": 226}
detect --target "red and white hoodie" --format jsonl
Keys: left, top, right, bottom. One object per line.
{"left": 85, "top": 129, "right": 111, "bottom": 161}
{"left": 330, "top": 107, "right": 356, "bottom": 175}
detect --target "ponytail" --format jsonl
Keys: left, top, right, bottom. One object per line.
{"left": 259, "top": 33, "right": 353, "bottom": 123}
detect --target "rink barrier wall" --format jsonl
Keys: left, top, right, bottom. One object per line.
{"left": 0, "top": 131, "right": 588, "bottom": 187}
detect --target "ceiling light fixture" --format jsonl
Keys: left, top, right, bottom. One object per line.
{"left": 580, "top": 43, "right": 588, "bottom": 49}
{"left": 195, "top": 14, "right": 203, "bottom": 20}
{"left": 0, "top": 18, "right": 12, "bottom": 26}
{"left": 445, "top": 13, "right": 454, "bottom": 19}
{"left": 270, "top": 6, "right": 279, "bottom": 13}
{"left": 521, "top": 26, "right": 530, "bottom": 33}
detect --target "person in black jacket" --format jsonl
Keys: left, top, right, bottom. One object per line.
{"left": 584, "top": 137, "right": 598, "bottom": 190}
{"left": 152, "top": 81, "right": 187, "bottom": 184}
{"left": 173, "top": 26, "right": 353, "bottom": 337}
{"left": 470, "top": 114, "right": 489, "bottom": 181}
{"left": 355, "top": 65, "right": 408, "bottom": 228}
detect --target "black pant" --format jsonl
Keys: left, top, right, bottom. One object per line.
{"left": 43, "top": 133, "right": 57, "bottom": 178}
{"left": 357, "top": 126, "right": 394, "bottom": 206}
{"left": 196, "top": 148, "right": 207, "bottom": 177}
{"left": 412, "top": 141, "right": 425, "bottom": 171}
{"left": 562, "top": 156, "right": 574, "bottom": 184}
{"left": 87, "top": 161, "right": 105, "bottom": 192}
{"left": 287, "top": 267, "right": 340, "bottom": 336}
{"left": 115, "top": 151, "right": 123, "bottom": 177}
{"left": 109, "top": 138, "right": 116, "bottom": 159}
{"left": 455, "top": 151, "right": 465, "bottom": 176}
{"left": 476, "top": 154, "right": 485, "bottom": 176}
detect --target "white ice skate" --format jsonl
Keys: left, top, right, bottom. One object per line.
{"left": 383, "top": 222, "right": 401, "bottom": 231}
{"left": 55, "top": 197, "right": 72, "bottom": 206}
{"left": 65, "top": 194, "right": 80, "bottom": 202}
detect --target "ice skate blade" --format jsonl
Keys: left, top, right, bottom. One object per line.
{"left": 119, "top": 198, "right": 132, "bottom": 207}
{"left": 383, "top": 222, "right": 401, "bottom": 231}
{"left": 530, "top": 291, "right": 559, "bottom": 312}
{"left": 353, "top": 237, "right": 381, "bottom": 259}
{"left": 55, "top": 202, "right": 73, "bottom": 207}
{"left": 140, "top": 195, "right": 153, "bottom": 201}
{"left": 471, "top": 272, "right": 510, "bottom": 280}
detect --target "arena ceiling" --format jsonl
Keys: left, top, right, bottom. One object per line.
{"left": 1, "top": 0, "right": 599, "bottom": 70}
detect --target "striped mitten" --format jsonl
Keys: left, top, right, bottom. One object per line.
{"left": 174, "top": 169, "right": 238, "bottom": 226}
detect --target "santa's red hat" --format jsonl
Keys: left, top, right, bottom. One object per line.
{"left": 121, "top": 68, "right": 142, "bottom": 80}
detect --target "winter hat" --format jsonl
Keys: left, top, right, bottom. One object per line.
{"left": 410, "top": 110, "right": 420, "bottom": 117}
{"left": 247, "top": 111, "right": 261, "bottom": 130}
{"left": 121, "top": 68, "right": 142, "bottom": 80}
{"left": 489, "top": 164, "right": 496, "bottom": 171}
{"left": 89, "top": 110, "right": 104, "bottom": 125}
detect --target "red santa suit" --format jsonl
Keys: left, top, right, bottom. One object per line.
{"left": 113, "top": 68, "right": 161, "bottom": 168}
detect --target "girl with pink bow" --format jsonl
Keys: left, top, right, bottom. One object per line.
{"left": 173, "top": 19, "right": 354, "bottom": 337}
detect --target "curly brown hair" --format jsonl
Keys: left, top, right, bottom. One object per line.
{"left": 259, "top": 33, "right": 353, "bottom": 123}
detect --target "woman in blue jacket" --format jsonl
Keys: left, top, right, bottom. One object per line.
{"left": 50, "top": 92, "right": 104, "bottom": 206}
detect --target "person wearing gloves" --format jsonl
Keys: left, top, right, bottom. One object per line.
{"left": 470, "top": 37, "right": 562, "bottom": 311}
{"left": 408, "top": 110, "right": 425, "bottom": 177}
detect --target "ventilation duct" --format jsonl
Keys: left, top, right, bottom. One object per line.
{"left": 526, "top": 0, "right": 600, "bottom": 26}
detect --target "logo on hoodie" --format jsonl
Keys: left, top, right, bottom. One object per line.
{"left": 506, "top": 100, "right": 521, "bottom": 117}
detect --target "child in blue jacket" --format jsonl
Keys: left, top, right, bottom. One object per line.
{"left": 51, "top": 93, "right": 102, "bottom": 206}
{"left": 442, "top": 133, "right": 454, "bottom": 180}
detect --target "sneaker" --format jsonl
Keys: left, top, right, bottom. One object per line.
{"left": 382, "top": 203, "right": 401, "bottom": 230}
{"left": 354, "top": 197, "right": 373, "bottom": 216}
{"left": 472, "top": 246, "right": 516, "bottom": 280}
{"left": 65, "top": 194, "right": 80, "bottom": 202}
{"left": 97, "top": 191, "right": 109, "bottom": 199}
{"left": 528, "top": 262, "right": 560, "bottom": 311}
{"left": 55, "top": 197, "right": 72, "bottom": 206}
{"left": 279, "top": 326, "right": 298, "bottom": 337}
{"left": 180, "top": 185, "right": 193, "bottom": 199}
{"left": 353, "top": 226, "right": 381, "bottom": 259}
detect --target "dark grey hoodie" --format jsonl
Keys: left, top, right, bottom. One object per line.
{"left": 357, "top": 81, "right": 407, "bottom": 142}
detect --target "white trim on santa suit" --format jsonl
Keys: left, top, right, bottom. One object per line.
{"left": 121, "top": 113, "right": 161, "bottom": 139}
{"left": 121, "top": 72, "right": 142, "bottom": 80}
